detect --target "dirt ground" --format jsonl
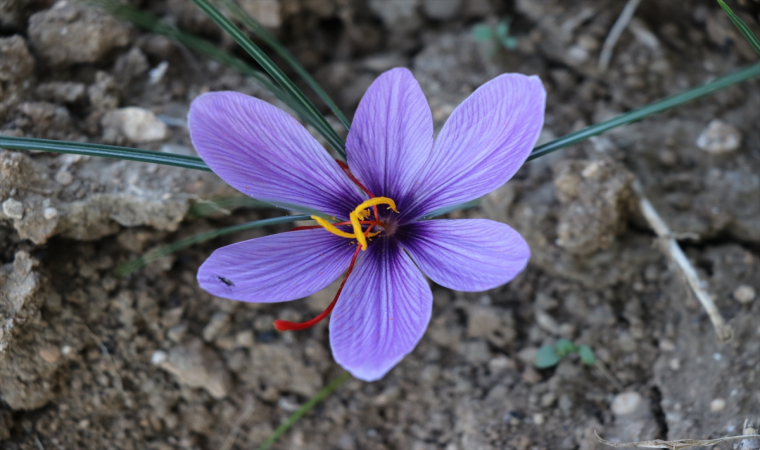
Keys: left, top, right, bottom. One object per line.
{"left": 1, "top": 0, "right": 759, "bottom": 449}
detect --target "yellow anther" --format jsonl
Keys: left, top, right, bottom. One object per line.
{"left": 311, "top": 197, "right": 397, "bottom": 251}
{"left": 353, "top": 197, "right": 398, "bottom": 214}
{"left": 310, "top": 216, "right": 355, "bottom": 239}
{"left": 349, "top": 197, "right": 398, "bottom": 251}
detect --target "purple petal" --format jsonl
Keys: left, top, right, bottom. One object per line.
{"left": 399, "top": 219, "right": 530, "bottom": 291}
{"left": 330, "top": 238, "right": 432, "bottom": 381}
{"left": 403, "top": 74, "right": 546, "bottom": 221}
{"left": 189, "top": 91, "right": 363, "bottom": 218}
{"left": 197, "top": 228, "right": 355, "bottom": 303}
{"left": 346, "top": 68, "right": 433, "bottom": 211}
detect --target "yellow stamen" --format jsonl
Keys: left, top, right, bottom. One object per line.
{"left": 350, "top": 197, "right": 398, "bottom": 250}
{"left": 310, "top": 197, "right": 397, "bottom": 251}
{"left": 310, "top": 216, "right": 355, "bottom": 239}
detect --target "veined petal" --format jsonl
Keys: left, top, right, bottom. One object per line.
{"left": 399, "top": 219, "right": 530, "bottom": 291}
{"left": 403, "top": 74, "right": 546, "bottom": 221}
{"left": 197, "top": 228, "right": 356, "bottom": 303}
{"left": 188, "top": 91, "right": 363, "bottom": 218}
{"left": 330, "top": 238, "right": 432, "bottom": 381}
{"left": 346, "top": 68, "right": 433, "bottom": 211}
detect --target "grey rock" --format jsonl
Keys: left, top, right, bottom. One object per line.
{"left": 101, "top": 107, "right": 169, "bottom": 144}
{"left": 423, "top": 0, "right": 461, "bottom": 20}
{"left": 2, "top": 198, "right": 23, "bottom": 220}
{"left": 0, "top": 35, "right": 34, "bottom": 83}
{"left": 696, "top": 119, "right": 741, "bottom": 154}
{"left": 155, "top": 339, "right": 232, "bottom": 399}
{"left": 28, "top": 1, "right": 131, "bottom": 67}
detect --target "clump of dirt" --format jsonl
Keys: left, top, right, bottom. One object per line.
{"left": 1, "top": 0, "right": 759, "bottom": 449}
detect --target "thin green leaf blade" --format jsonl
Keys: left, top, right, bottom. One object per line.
{"left": 0, "top": 136, "right": 211, "bottom": 171}
{"left": 189, "top": 0, "right": 347, "bottom": 158}
{"left": 218, "top": 0, "right": 351, "bottom": 130}
{"left": 115, "top": 214, "right": 310, "bottom": 276}
{"left": 717, "top": 0, "right": 760, "bottom": 55}
{"left": 529, "top": 61, "right": 760, "bottom": 160}
{"left": 258, "top": 372, "right": 351, "bottom": 450}
{"left": 84, "top": 0, "right": 323, "bottom": 130}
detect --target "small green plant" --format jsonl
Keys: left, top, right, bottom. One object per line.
{"left": 472, "top": 17, "right": 518, "bottom": 53}
{"left": 534, "top": 339, "right": 596, "bottom": 369}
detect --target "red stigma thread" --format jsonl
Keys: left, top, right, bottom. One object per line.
{"left": 274, "top": 244, "right": 362, "bottom": 331}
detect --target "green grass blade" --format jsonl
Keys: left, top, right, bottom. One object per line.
{"left": 218, "top": 0, "right": 351, "bottom": 130}
{"left": 529, "top": 61, "right": 760, "bottom": 161}
{"left": 258, "top": 372, "right": 351, "bottom": 450}
{"left": 85, "top": 0, "right": 321, "bottom": 133}
{"left": 717, "top": 0, "right": 760, "bottom": 55}
{"left": 188, "top": 196, "right": 271, "bottom": 218}
{"left": 115, "top": 214, "right": 310, "bottom": 276}
{"left": 189, "top": 0, "right": 347, "bottom": 158}
{"left": 0, "top": 135, "right": 211, "bottom": 171}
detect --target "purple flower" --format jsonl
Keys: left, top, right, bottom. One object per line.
{"left": 188, "top": 68, "right": 545, "bottom": 381}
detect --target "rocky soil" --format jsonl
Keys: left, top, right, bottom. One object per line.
{"left": 1, "top": 0, "right": 759, "bottom": 449}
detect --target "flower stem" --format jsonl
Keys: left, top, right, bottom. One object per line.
{"left": 258, "top": 371, "right": 352, "bottom": 450}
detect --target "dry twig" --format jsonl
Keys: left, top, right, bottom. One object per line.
{"left": 632, "top": 180, "right": 733, "bottom": 342}
{"left": 595, "top": 430, "right": 760, "bottom": 449}
{"left": 598, "top": 0, "right": 642, "bottom": 71}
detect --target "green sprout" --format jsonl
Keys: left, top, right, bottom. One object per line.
{"left": 534, "top": 339, "right": 596, "bottom": 369}
{"left": 472, "top": 17, "right": 518, "bottom": 54}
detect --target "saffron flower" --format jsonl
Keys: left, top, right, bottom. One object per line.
{"left": 188, "top": 68, "right": 545, "bottom": 381}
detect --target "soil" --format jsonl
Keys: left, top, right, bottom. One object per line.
{"left": 1, "top": 0, "right": 759, "bottom": 449}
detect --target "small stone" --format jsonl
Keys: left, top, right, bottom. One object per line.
{"left": 151, "top": 350, "right": 167, "bottom": 365}
{"left": 101, "top": 107, "right": 169, "bottom": 143}
{"left": 202, "top": 312, "right": 230, "bottom": 342}
{"left": 235, "top": 330, "right": 254, "bottom": 348}
{"left": 669, "top": 358, "right": 681, "bottom": 370}
{"left": 28, "top": 2, "right": 131, "bottom": 67}
{"left": 696, "top": 119, "right": 741, "bottom": 154}
{"left": 43, "top": 207, "right": 58, "bottom": 220}
{"left": 611, "top": 392, "right": 643, "bottom": 417}
{"left": 39, "top": 345, "right": 61, "bottom": 363}
{"left": 710, "top": 398, "right": 726, "bottom": 412}
{"left": 2, "top": 198, "right": 23, "bottom": 219}
{"left": 467, "top": 306, "right": 500, "bottom": 338}
{"left": 733, "top": 285, "right": 756, "bottom": 304}
{"left": 659, "top": 339, "right": 676, "bottom": 352}
{"left": 156, "top": 339, "right": 231, "bottom": 399}
{"left": 423, "top": 0, "right": 462, "bottom": 20}
{"left": 55, "top": 170, "right": 73, "bottom": 185}
{"left": 521, "top": 366, "right": 542, "bottom": 384}
{"left": 533, "top": 413, "right": 544, "bottom": 425}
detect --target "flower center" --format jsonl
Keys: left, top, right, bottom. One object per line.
{"left": 310, "top": 197, "right": 398, "bottom": 251}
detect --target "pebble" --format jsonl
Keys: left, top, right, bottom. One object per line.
{"left": 154, "top": 339, "right": 231, "bottom": 399}
{"left": 101, "top": 107, "right": 169, "bottom": 143}
{"left": 733, "top": 285, "right": 756, "bottom": 304}
{"left": 696, "top": 119, "right": 741, "bottom": 154}
{"left": 611, "top": 392, "right": 643, "bottom": 417}
{"left": 202, "top": 312, "right": 229, "bottom": 342}
{"left": 423, "top": 0, "right": 461, "bottom": 20}
{"left": 659, "top": 339, "right": 676, "bottom": 352}
{"left": 710, "top": 398, "right": 726, "bottom": 412}
{"left": 532, "top": 413, "right": 545, "bottom": 426}
{"left": 2, "top": 198, "right": 23, "bottom": 219}
{"left": 39, "top": 345, "right": 61, "bottom": 363}
{"left": 43, "top": 207, "right": 58, "bottom": 220}
{"left": 55, "top": 170, "right": 73, "bottom": 185}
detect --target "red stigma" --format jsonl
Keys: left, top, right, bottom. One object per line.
{"left": 274, "top": 244, "right": 362, "bottom": 331}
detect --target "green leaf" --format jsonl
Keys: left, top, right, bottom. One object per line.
{"left": 717, "top": 0, "right": 760, "bottom": 55}
{"left": 0, "top": 136, "right": 211, "bottom": 171}
{"left": 499, "top": 36, "right": 518, "bottom": 50}
{"left": 534, "top": 345, "right": 561, "bottom": 368}
{"left": 472, "top": 24, "right": 493, "bottom": 41}
{"left": 529, "top": 61, "right": 760, "bottom": 161}
{"left": 115, "top": 214, "right": 309, "bottom": 276}
{"left": 555, "top": 339, "right": 578, "bottom": 356}
{"left": 258, "top": 371, "right": 351, "bottom": 450}
{"left": 189, "top": 0, "right": 347, "bottom": 158}
{"left": 85, "top": 0, "right": 326, "bottom": 152}
{"left": 578, "top": 345, "right": 596, "bottom": 365}
{"left": 218, "top": 0, "right": 351, "bottom": 130}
